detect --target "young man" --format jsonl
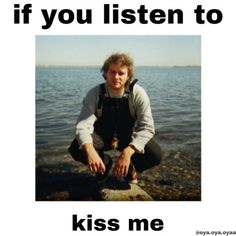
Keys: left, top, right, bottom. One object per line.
{"left": 69, "top": 53, "right": 162, "bottom": 183}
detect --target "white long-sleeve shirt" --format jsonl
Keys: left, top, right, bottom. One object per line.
{"left": 75, "top": 82, "right": 155, "bottom": 153}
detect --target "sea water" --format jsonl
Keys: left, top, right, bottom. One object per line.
{"left": 36, "top": 66, "right": 201, "bottom": 160}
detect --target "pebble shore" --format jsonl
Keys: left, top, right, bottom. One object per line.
{"left": 36, "top": 149, "right": 201, "bottom": 201}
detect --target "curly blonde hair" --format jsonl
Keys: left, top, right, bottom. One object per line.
{"left": 101, "top": 53, "right": 134, "bottom": 81}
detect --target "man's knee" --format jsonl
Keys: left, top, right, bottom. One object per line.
{"left": 68, "top": 138, "right": 84, "bottom": 162}
{"left": 145, "top": 138, "right": 162, "bottom": 165}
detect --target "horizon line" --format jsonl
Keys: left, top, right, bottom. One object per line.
{"left": 36, "top": 64, "right": 201, "bottom": 68}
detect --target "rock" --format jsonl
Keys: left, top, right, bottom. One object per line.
{"left": 100, "top": 183, "right": 153, "bottom": 201}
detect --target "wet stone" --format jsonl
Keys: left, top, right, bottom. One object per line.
{"left": 100, "top": 182, "right": 153, "bottom": 201}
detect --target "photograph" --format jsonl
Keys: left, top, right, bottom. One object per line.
{"left": 36, "top": 35, "right": 201, "bottom": 201}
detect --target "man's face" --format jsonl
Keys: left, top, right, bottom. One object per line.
{"left": 105, "top": 63, "right": 129, "bottom": 92}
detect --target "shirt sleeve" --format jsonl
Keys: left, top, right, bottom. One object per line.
{"left": 75, "top": 86, "right": 99, "bottom": 147}
{"left": 129, "top": 84, "right": 155, "bottom": 153}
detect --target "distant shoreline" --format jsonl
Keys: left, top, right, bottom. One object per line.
{"left": 36, "top": 65, "right": 201, "bottom": 68}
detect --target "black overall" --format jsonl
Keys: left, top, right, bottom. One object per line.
{"left": 94, "top": 94, "right": 135, "bottom": 150}
{"left": 68, "top": 83, "right": 162, "bottom": 173}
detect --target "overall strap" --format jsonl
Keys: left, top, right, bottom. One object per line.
{"left": 98, "top": 83, "right": 106, "bottom": 109}
{"left": 129, "top": 79, "right": 138, "bottom": 92}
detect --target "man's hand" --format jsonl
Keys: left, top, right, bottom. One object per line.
{"left": 82, "top": 143, "right": 105, "bottom": 174}
{"left": 113, "top": 145, "right": 135, "bottom": 178}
